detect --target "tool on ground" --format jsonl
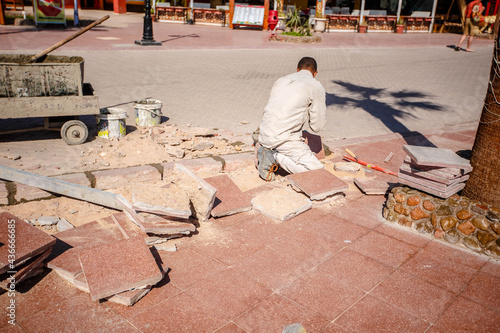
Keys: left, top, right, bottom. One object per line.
{"left": 343, "top": 154, "right": 398, "bottom": 176}
{"left": 384, "top": 152, "right": 394, "bottom": 163}
{"left": 345, "top": 148, "right": 358, "bottom": 160}
{"left": 26, "top": 15, "right": 110, "bottom": 63}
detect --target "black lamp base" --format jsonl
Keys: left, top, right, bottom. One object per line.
{"left": 135, "top": 39, "right": 162, "bottom": 46}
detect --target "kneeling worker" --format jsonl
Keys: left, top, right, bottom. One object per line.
{"left": 257, "top": 57, "right": 327, "bottom": 180}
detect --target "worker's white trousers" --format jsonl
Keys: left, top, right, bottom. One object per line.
{"left": 274, "top": 140, "right": 324, "bottom": 174}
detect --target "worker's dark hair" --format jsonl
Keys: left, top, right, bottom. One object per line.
{"left": 297, "top": 57, "right": 317, "bottom": 72}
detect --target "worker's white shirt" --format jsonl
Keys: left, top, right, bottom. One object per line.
{"left": 258, "top": 70, "right": 326, "bottom": 148}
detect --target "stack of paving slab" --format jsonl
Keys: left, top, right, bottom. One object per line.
{"left": 0, "top": 212, "right": 56, "bottom": 289}
{"left": 398, "top": 145, "right": 472, "bottom": 199}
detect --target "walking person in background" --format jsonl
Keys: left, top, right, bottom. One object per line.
{"left": 456, "top": 0, "right": 485, "bottom": 52}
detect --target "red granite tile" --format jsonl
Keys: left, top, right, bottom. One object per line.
{"left": 335, "top": 295, "right": 429, "bottom": 332}
{"left": 371, "top": 270, "right": 455, "bottom": 322}
{"left": 269, "top": 228, "right": 343, "bottom": 268}
{"left": 330, "top": 200, "right": 383, "bottom": 229}
{"left": 400, "top": 247, "right": 479, "bottom": 293}
{"left": 480, "top": 260, "right": 500, "bottom": 278}
{"left": 79, "top": 236, "right": 163, "bottom": 300}
{"left": 0, "top": 270, "right": 80, "bottom": 322}
{"left": 204, "top": 174, "right": 252, "bottom": 217}
{"left": 300, "top": 215, "right": 370, "bottom": 245}
{"left": 232, "top": 246, "right": 312, "bottom": 291}
{"left": 0, "top": 212, "right": 56, "bottom": 274}
{"left": 318, "top": 249, "right": 394, "bottom": 292}
{"left": 430, "top": 296, "right": 500, "bottom": 332}
{"left": 185, "top": 268, "right": 273, "bottom": 321}
{"left": 320, "top": 323, "right": 352, "bottom": 333}
{"left": 190, "top": 217, "right": 272, "bottom": 266}
{"left": 353, "top": 177, "right": 396, "bottom": 195}
{"left": 287, "top": 169, "right": 348, "bottom": 200}
{"left": 280, "top": 268, "right": 365, "bottom": 320}
{"left": 349, "top": 231, "right": 419, "bottom": 268}
{"left": 166, "top": 247, "right": 227, "bottom": 290}
{"left": 20, "top": 293, "right": 138, "bottom": 332}
{"left": 423, "top": 240, "right": 488, "bottom": 270}
{"left": 374, "top": 223, "right": 431, "bottom": 248}
{"left": 243, "top": 183, "right": 276, "bottom": 199}
{"left": 461, "top": 271, "right": 500, "bottom": 312}
{"left": 280, "top": 207, "right": 330, "bottom": 232}
{"left": 233, "top": 293, "right": 330, "bottom": 332}
{"left": 214, "top": 322, "right": 248, "bottom": 333}
{"left": 0, "top": 322, "right": 27, "bottom": 332}
{"left": 107, "top": 212, "right": 147, "bottom": 239}
{"left": 130, "top": 292, "right": 227, "bottom": 332}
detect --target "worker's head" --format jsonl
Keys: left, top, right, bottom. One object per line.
{"left": 297, "top": 57, "right": 318, "bottom": 77}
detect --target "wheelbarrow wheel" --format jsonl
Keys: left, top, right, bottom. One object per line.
{"left": 61, "top": 120, "right": 88, "bottom": 145}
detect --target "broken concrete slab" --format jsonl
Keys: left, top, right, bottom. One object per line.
{"left": 172, "top": 164, "right": 217, "bottom": 222}
{"left": 131, "top": 183, "right": 191, "bottom": 219}
{"left": 302, "top": 131, "right": 325, "bottom": 160}
{"left": 251, "top": 188, "right": 312, "bottom": 221}
{"left": 162, "top": 158, "right": 223, "bottom": 179}
{"left": 0, "top": 212, "right": 56, "bottom": 274}
{"left": 222, "top": 153, "right": 254, "bottom": 172}
{"left": 93, "top": 165, "right": 161, "bottom": 190}
{"left": 204, "top": 174, "right": 252, "bottom": 218}
{"left": 286, "top": 169, "right": 349, "bottom": 200}
{"left": 46, "top": 219, "right": 124, "bottom": 279}
{"left": 398, "top": 177, "right": 465, "bottom": 199}
{"left": 334, "top": 162, "right": 361, "bottom": 173}
{"left": 36, "top": 216, "right": 60, "bottom": 226}
{"left": 15, "top": 183, "right": 53, "bottom": 202}
{"left": 399, "top": 163, "right": 470, "bottom": 186}
{"left": 56, "top": 218, "right": 74, "bottom": 232}
{"left": 354, "top": 178, "right": 396, "bottom": 195}
{"left": 403, "top": 145, "right": 472, "bottom": 170}
{"left": 141, "top": 217, "right": 196, "bottom": 235}
{"left": 78, "top": 236, "right": 163, "bottom": 301}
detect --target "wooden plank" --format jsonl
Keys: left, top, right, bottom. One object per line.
{"left": 0, "top": 94, "right": 99, "bottom": 118}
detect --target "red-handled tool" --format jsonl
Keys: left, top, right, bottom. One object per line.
{"left": 343, "top": 149, "right": 398, "bottom": 176}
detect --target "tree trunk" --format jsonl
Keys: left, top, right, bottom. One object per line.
{"left": 462, "top": 18, "right": 500, "bottom": 206}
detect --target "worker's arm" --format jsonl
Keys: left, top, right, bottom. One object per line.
{"left": 309, "top": 86, "right": 327, "bottom": 133}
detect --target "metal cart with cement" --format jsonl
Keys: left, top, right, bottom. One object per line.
{"left": 0, "top": 54, "right": 99, "bottom": 145}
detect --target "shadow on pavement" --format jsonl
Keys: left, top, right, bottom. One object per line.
{"left": 160, "top": 34, "right": 200, "bottom": 43}
{"left": 327, "top": 80, "right": 445, "bottom": 147}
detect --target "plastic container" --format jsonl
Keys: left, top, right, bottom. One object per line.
{"left": 96, "top": 107, "right": 127, "bottom": 139}
{"left": 134, "top": 99, "right": 162, "bottom": 127}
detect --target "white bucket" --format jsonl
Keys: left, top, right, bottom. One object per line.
{"left": 134, "top": 99, "right": 162, "bottom": 127}
{"left": 96, "top": 107, "right": 128, "bottom": 139}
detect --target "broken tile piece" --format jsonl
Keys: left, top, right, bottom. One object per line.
{"left": 398, "top": 172, "right": 453, "bottom": 192}
{"left": 36, "top": 216, "right": 60, "bottom": 226}
{"left": 403, "top": 156, "right": 465, "bottom": 179}
{"left": 354, "top": 178, "right": 396, "bottom": 195}
{"left": 78, "top": 236, "right": 163, "bottom": 301}
{"left": 131, "top": 182, "right": 191, "bottom": 219}
{"left": 141, "top": 216, "right": 196, "bottom": 235}
{"left": 286, "top": 169, "right": 349, "bottom": 200}
{"left": 0, "top": 248, "right": 51, "bottom": 289}
{"left": 0, "top": 212, "right": 56, "bottom": 274}
{"left": 57, "top": 218, "right": 74, "bottom": 232}
{"left": 106, "top": 286, "right": 152, "bottom": 306}
{"left": 251, "top": 188, "right": 312, "bottom": 221}
{"left": 204, "top": 174, "right": 252, "bottom": 218}
{"left": 403, "top": 145, "right": 472, "bottom": 169}
{"left": 172, "top": 163, "right": 217, "bottom": 222}
{"left": 398, "top": 177, "right": 465, "bottom": 199}
{"left": 109, "top": 212, "right": 147, "bottom": 239}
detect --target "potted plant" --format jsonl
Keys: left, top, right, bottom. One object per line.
{"left": 395, "top": 18, "right": 404, "bottom": 33}
{"left": 284, "top": 8, "right": 312, "bottom": 36}
{"left": 314, "top": 7, "right": 327, "bottom": 33}
{"left": 358, "top": 20, "right": 367, "bottom": 33}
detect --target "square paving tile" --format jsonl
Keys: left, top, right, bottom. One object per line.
{"left": 334, "top": 295, "right": 429, "bottom": 332}
{"left": 370, "top": 269, "right": 455, "bottom": 322}
{"left": 78, "top": 236, "right": 163, "bottom": 300}
{"left": 19, "top": 293, "right": 138, "bottom": 332}
{"left": 429, "top": 296, "right": 500, "bottom": 332}
{"left": 0, "top": 212, "right": 56, "bottom": 274}
{"left": 374, "top": 223, "right": 431, "bottom": 248}
{"left": 130, "top": 292, "right": 228, "bottom": 332}
{"left": 232, "top": 246, "right": 312, "bottom": 292}
{"left": 251, "top": 188, "right": 312, "bottom": 222}
{"left": 214, "top": 322, "right": 248, "bottom": 333}
{"left": 424, "top": 240, "right": 488, "bottom": 270}
{"left": 330, "top": 200, "right": 384, "bottom": 229}
{"left": 348, "top": 231, "right": 419, "bottom": 268}
{"left": 204, "top": 174, "right": 252, "bottom": 217}
{"left": 403, "top": 145, "right": 472, "bottom": 169}
{"left": 460, "top": 271, "right": 500, "bottom": 312}
{"left": 279, "top": 268, "right": 366, "bottom": 320}
{"left": 318, "top": 249, "right": 394, "bottom": 292}
{"left": 185, "top": 268, "right": 273, "bottom": 321}
{"left": 269, "top": 228, "right": 343, "bottom": 268}
{"left": 480, "top": 260, "right": 500, "bottom": 278}
{"left": 353, "top": 177, "right": 396, "bottom": 195}
{"left": 166, "top": 247, "right": 227, "bottom": 290}
{"left": 233, "top": 293, "right": 330, "bottom": 332}
{"left": 301, "top": 215, "right": 370, "bottom": 245}
{"left": 400, "top": 247, "right": 479, "bottom": 293}
{"left": 108, "top": 212, "right": 148, "bottom": 239}
{"left": 287, "top": 168, "right": 348, "bottom": 200}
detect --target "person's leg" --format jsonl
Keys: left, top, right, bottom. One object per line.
{"left": 275, "top": 140, "right": 324, "bottom": 174}
{"left": 466, "top": 36, "right": 475, "bottom": 51}
{"left": 456, "top": 34, "right": 467, "bottom": 50}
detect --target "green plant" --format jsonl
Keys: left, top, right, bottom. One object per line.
{"left": 397, "top": 18, "right": 404, "bottom": 25}
{"left": 285, "top": 8, "right": 311, "bottom": 36}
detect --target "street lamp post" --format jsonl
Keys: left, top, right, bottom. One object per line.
{"left": 135, "top": 0, "right": 162, "bottom": 46}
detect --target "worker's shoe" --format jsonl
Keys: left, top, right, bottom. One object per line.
{"left": 257, "top": 146, "right": 278, "bottom": 182}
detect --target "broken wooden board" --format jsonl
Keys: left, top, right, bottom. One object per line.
{"left": 0, "top": 212, "right": 55, "bottom": 274}
{"left": 204, "top": 174, "right": 252, "bottom": 218}
{"left": 78, "top": 236, "right": 163, "bottom": 301}
{"left": 286, "top": 169, "right": 349, "bottom": 200}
